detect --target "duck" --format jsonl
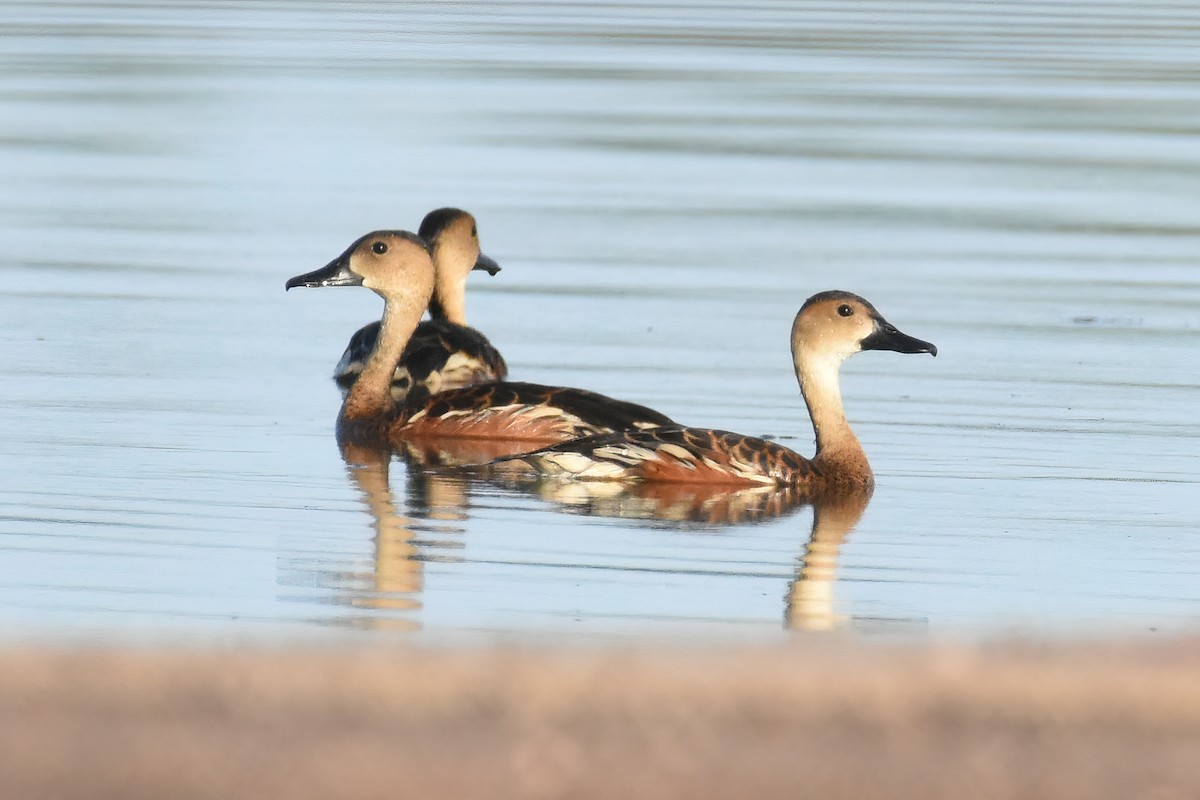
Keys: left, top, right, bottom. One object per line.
{"left": 286, "top": 230, "right": 674, "bottom": 451}
{"left": 499, "top": 291, "right": 936, "bottom": 488}
{"left": 333, "top": 208, "right": 507, "bottom": 402}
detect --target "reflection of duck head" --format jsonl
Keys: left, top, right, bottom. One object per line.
{"left": 785, "top": 486, "right": 873, "bottom": 632}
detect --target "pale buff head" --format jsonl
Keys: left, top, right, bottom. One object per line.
{"left": 285, "top": 230, "right": 436, "bottom": 309}
{"left": 791, "top": 291, "right": 937, "bottom": 369}
{"left": 417, "top": 208, "right": 500, "bottom": 324}
{"left": 420, "top": 208, "right": 500, "bottom": 278}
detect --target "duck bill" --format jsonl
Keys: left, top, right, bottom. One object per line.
{"left": 861, "top": 320, "right": 938, "bottom": 356}
{"left": 285, "top": 252, "right": 363, "bottom": 290}
{"left": 473, "top": 252, "right": 501, "bottom": 275}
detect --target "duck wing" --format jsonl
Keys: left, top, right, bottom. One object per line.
{"left": 396, "top": 381, "right": 673, "bottom": 443}
{"left": 334, "top": 319, "right": 507, "bottom": 400}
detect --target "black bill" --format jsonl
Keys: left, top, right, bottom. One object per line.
{"left": 473, "top": 252, "right": 501, "bottom": 275}
{"left": 860, "top": 319, "right": 938, "bottom": 357}
{"left": 285, "top": 252, "right": 362, "bottom": 290}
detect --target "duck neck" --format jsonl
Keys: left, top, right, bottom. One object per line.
{"left": 795, "top": 348, "right": 872, "bottom": 485}
{"left": 429, "top": 269, "right": 467, "bottom": 325}
{"left": 341, "top": 292, "right": 424, "bottom": 423}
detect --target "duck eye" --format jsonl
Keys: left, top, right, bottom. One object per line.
{"left": 371, "top": 241, "right": 388, "bottom": 255}
{"left": 471, "top": 225, "right": 478, "bottom": 238}
{"left": 837, "top": 304, "right": 854, "bottom": 317}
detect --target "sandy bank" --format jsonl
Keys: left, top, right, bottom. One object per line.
{"left": 1, "top": 637, "right": 1197, "bottom": 799}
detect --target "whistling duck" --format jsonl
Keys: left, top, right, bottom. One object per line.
{"left": 286, "top": 230, "right": 673, "bottom": 450}
{"left": 502, "top": 291, "right": 935, "bottom": 488}
{"left": 333, "top": 208, "right": 506, "bottom": 401}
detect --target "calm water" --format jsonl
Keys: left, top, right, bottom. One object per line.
{"left": 1, "top": 1, "right": 1197, "bottom": 642}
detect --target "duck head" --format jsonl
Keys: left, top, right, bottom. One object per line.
{"left": 792, "top": 290, "right": 937, "bottom": 365}
{"left": 419, "top": 207, "right": 501, "bottom": 277}
{"left": 285, "top": 230, "right": 435, "bottom": 304}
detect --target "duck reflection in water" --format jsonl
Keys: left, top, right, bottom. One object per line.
{"left": 784, "top": 486, "right": 872, "bottom": 632}
{"left": 339, "top": 440, "right": 875, "bottom": 632}
{"left": 486, "top": 469, "right": 874, "bottom": 631}
{"left": 487, "top": 468, "right": 816, "bottom": 526}
{"left": 331, "top": 443, "right": 425, "bottom": 630}
{"left": 336, "top": 442, "right": 488, "bottom": 631}
{"left": 339, "top": 444, "right": 421, "bottom": 626}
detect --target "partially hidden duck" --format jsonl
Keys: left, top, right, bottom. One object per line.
{"left": 332, "top": 208, "right": 506, "bottom": 402}
{"left": 501, "top": 291, "right": 935, "bottom": 489}
{"left": 287, "top": 230, "right": 673, "bottom": 452}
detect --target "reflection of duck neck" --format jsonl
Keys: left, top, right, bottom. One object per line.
{"left": 785, "top": 487, "right": 872, "bottom": 632}
{"left": 344, "top": 450, "right": 424, "bottom": 612}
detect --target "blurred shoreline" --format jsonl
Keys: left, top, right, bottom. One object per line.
{"left": 3, "top": 636, "right": 1198, "bottom": 799}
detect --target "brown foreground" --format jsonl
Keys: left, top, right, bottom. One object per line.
{"left": 1, "top": 638, "right": 1198, "bottom": 800}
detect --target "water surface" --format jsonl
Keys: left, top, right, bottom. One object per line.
{"left": 1, "top": 1, "right": 1198, "bottom": 642}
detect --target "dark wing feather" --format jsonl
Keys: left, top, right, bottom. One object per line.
{"left": 333, "top": 321, "right": 383, "bottom": 391}
{"left": 401, "top": 319, "right": 508, "bottom": 390}
{"left": 333, "top": 319, "right": 507, "bottom": 400}
{"left": 397, "top": 381, "right": 674, "bottom": 442}
{"left": 531, "top": 384, "right": 675, "bottom": 432}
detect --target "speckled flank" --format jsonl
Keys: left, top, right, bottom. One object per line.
{"left": 522, "top": 427, "right": 820, "bottom": 486}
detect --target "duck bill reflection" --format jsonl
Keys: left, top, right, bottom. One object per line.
{"left": 285, "top": 254, "right": 363, "bottom": 290}
{"left": 860, "top": 320, "right": 937, "bottom": 357}
{"left": 473, "top": 252, "right": 501, "bottom": 276}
